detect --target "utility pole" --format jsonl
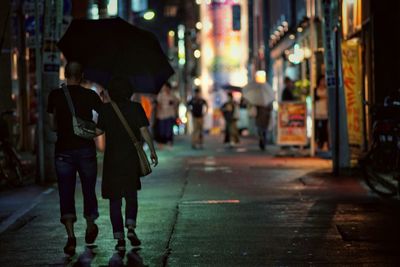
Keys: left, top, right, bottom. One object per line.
{"left": 15, "top": 0, "right": 29, "bottom": 151}
{"left": 0, "top": 1, "right": 13, "bottom": 111}
{"left": 35, "top": 0, "right": 44, "bottom": 183}
{"left": 41, "top": 0, "right": 63, "bottom": 182}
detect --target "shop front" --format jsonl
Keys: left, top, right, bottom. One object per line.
{"left": 270, "top": 17, "right": 327, "bottom": 156}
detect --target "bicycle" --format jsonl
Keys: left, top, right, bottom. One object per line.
{"left": 0, "top": 111, "right": 24, "bottom": 187}
{"left": 360, "top": 102, "right": 400, "bottom": 197}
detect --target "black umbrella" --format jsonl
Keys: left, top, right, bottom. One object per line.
{"left": 221, "top": 84, "right": 242, "bottom": 92}
{"left": 57, "top": 17, "right": 174, "bottom": 94}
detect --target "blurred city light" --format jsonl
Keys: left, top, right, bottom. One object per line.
{"left": 143, "top": 10, "right": 155, "bottom": 20}
{"left": 90, "top": 4, "right": 99, "bottom": 19}
{"left": 194, "top": 78, "right": 201, "bottom": 86}
{"left": 194, "top": 49, "right": 201, "bottom": 58}
{"left": 107, "top": 0, "right": 118, "bottom": 16}
{"left": 255, "top": 70, "right": 266, "bottom": 83}
{"left": 196, "top": 22, "right": 203, "bottom": 30}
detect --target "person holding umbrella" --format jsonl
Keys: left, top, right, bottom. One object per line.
{"left": 96, "top": 76, "right": 158, "bottom": 252}
{"left": 242, "top": 81, "right": 275, "bottom": 151}
{"left": 58, "top": 17, "right": 173, "bottom": 252}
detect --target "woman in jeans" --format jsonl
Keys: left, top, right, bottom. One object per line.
{"left": 97, "top": 76, "right": 158, "bottom": 251}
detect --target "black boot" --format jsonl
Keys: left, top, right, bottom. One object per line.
{"left": 127, "top": 228, "right": 141, "bottom": 246}
{"left": 85, "top": 223, "right": 99, "bottom": 244}
{"left": 64, "top": 237, "right": 76, "bottom": 256}
{"left": 115, "top": 239, "right": 126, "bottom": 252}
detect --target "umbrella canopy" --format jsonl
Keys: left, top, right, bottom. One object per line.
{"left": 221, "top": 84, "right": 242, "bottom": 92}
{"left": 58, "top": 17, "right": 174, "bottom": 94}
{"left": 242, "top": 81, "right": 275, "bottom": 106}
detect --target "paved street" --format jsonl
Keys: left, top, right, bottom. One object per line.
{"left": 1, "top": 136, "right": 400, "bottom": 266}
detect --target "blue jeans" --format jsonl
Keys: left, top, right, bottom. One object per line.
{"left": 55, "top": 147, "right": 99, "bottom": 224}
{"left": 109, "top": 192, "right": 138, "bottom": 239}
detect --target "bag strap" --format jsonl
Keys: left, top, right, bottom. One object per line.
{"left": 61, "top": 84, "right": 76, "bottom": 116}
{"left": 109, "top": 99, "right": 140, "bottom": 145}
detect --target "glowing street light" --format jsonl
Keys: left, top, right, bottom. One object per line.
{"left": 143, "top": 11, "right": 155, "bottom": 20}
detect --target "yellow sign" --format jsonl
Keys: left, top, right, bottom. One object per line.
{"left": 341, "top": 38, "right": 364, "bottom": 154}
{"left": 277, "top": 102, "right": 308, "bottom": 145}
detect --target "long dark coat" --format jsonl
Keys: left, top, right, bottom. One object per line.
{"left": 97, "top": 101, "right": 149, "bottom": 199}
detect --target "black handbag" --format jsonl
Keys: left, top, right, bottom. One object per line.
{"left": 62, "top": 84, "right": 97, "bottom": 140}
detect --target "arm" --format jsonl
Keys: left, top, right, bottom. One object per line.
{"left": 95, "top": 128, "right": 104, "bottom": 136}
{"left": 140, "top": 126, "right": 158, "bottom": 167}
{"left": 48, "top": 113, "right": 57, "bottom": 131}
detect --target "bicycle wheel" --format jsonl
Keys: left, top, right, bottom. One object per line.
{"left": 1, "top": 155, "right": 23, "bottom": 187}
{"left": 361, "top": 144, "right": 398, "bottom": 197}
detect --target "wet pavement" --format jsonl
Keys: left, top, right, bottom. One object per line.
{"left": 0, "top": 136, "right": 400, "bottom": 266}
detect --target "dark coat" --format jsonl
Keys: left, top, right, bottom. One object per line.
{"left": 97, "top": 101, "right": 149, "bottom": 199}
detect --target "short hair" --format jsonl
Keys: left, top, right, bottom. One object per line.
{"left": 227, "top": 92, "right": 233, "bottom": 98}
{"left": 284, "top": 77, "right": 292, "bottom": 83}
{"left": 317, "top": 75, "right": 325, "bottom": 86}
{"left": 107, "top": 76, "right": 133, "bottom": 101}
{"left": 65, "top": 62, "right": 83, "bottom": 80}
{"left": 164, "top": 82, "right": 172, "bottom": 88}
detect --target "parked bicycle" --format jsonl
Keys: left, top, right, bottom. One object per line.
{"left": 0, "top": 110, "right": 24, "bottom": 187}
{"left": 360, "top": 97, "right": 400, "bottom": 197}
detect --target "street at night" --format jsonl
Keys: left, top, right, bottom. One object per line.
{"left": 2, "top": 0, "right": 400, "bottom": 266}
{"left": 1, "top": 137, "right": 400, "bottom": 266}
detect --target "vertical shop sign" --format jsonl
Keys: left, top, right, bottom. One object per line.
{"left": 342, "top": 38, "right": 363, "bottom": 154}
{"left": 232, "top": 4, "right": 241, "bottom": 31}
{"left": 23, "top": 0, "right": 44, "bottom": 48}
{"left": 277, "top": 102, "right": 308, "bottom": 145}
{"left": 43, "top": 0, "right": 62, "bottom": 73}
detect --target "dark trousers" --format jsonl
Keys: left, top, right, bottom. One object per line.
{"left": 315, "top": 119, "right": 329, "bottom": 149}
{"left": 55, "top": 147, "right": 99, "bottom": 224}
{"left": 257, "top": 127, "right": 267, "bottom": 148}
{"left": 109, "top": 192, "right": 138, "bottom": 239}
{"left": 156, "top": 117, "right": 175, "bottom": 144}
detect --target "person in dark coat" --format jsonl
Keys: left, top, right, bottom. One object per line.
{"left": 282, "top": 77, "right": 296, "bottom": 101}
{"left": 96, "top": 76, "right": 158, "bottom": 252}
{"left": 255, "top": 104, "right": 272, "bottom": 150}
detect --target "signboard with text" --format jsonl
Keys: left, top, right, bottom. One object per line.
{"left": 342, "top": 38, "right": 364, "bottom": 155}
{"left": 277, "top": 102, "right": 308, "bottom": 145}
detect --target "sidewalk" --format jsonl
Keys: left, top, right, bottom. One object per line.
{"left": 0, "top": 135, "right": 399, "bottom": 266}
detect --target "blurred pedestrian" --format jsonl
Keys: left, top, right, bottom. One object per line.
{"left": 155, "top": 82, "right": 179, "bottom": 149}
{"left": 314, "top": 75, "right": 329, "bottom": 151}
{"left": 47, "top": 62, "right": 102, "bottom": 256}
{"left": 282, "top": 77, "right": 296, "bottom": 101}
{"left": 255, "top": 104, "right": 273, "bottom": 151}
{"left": 96, "top": 76, "right": 158, "bottom": 252}
{"left": 222, "top": 92, "right": 240, "bottom": 147}
{"left": 187, "top": 88, "right": 208, "bottom": 149}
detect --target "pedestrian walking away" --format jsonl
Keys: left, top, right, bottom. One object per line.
{"left": 282, "top": 77, "right": 296, "bottom": 102}
{"left": 96, "top": 76, "right": 158, "bottom": 252}
{"left": 314, "top": 75, "right": 329, "bottom": 151}
{"left": 255, "top": 104, "right": 273, "bottom": 151}
{"left": 47, "top": 62, "right": 103, "bottom": 256}
{"left": 187, "top": 88, "right": 208, "bottom": 149}
{"left": 222, "top": 92, "right": 240, "bottom": 147}
{"left": 155, "top": 82, "right": 179, "bottom": 149}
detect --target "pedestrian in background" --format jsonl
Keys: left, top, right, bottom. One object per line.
{"left": 155, "top": 82, "right": 179, "bottom": 149}
{"left": 314, "top": 75, "right": 329, "bottom": 151}
{"left": 222, "top": 92, "right": 240, "bottom": 147}
{"left": 96, "top": 76, "right": 158, "bottom": 252}
{"left": 255, "top": 104, "right": 273, "bottom": 151}
{"left": 282, "top": 77, "right": 296, "bottom": 101}
{"left": 187, "top": 88, "right": 208, "bottom": 149}
{"left": 47, "top": 62, "right": 102, "bottom": 256}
